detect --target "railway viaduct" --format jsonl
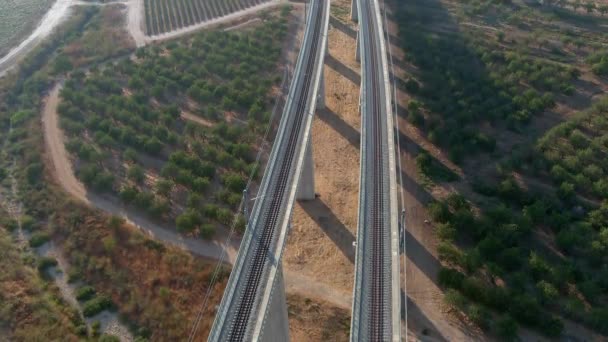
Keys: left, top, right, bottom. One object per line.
{"left": 350, "top": 0, "right": 401, "bottom": 341}
{"left": 207, "top": 0, "right": 401, "bottom": 340}
{"left": 207, "top": 0, "right": 330, "bottom": 340}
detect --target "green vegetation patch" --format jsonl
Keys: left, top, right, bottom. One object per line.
{"left": 37, "top": 256, "right": 58, "bottom": 272}
{"left": 0, "top": 227, "right": 79, "bottom": 340}
{"left": 82, "top": 295, "right": 114, "bottom": 317}
{"left": 28, "top": 231, "right": 50, "bottom": 247}
{"left": 392, "top": 0, "right": 608, "bottom": 338}
{"left": 415, "top": 152, "right": 459, "bottom": 185}
{"left": 75, "top": 285, "right": 96, "bottom": 301}
{"left": 59, "top": 13, "right": 290, "bottom": 238}
{"left": 394, "top": 0, "right": 602, "bottom": 164}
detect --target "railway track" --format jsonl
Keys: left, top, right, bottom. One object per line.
{"left": 367, "top": 0, "right": 386, "bottom": 338}
{"left": 216, "top": 1, "right": 326, "bottom": 340}
{"left": 352, "top": 0, "right": 399, "bottom": 341}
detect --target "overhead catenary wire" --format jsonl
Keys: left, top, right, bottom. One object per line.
{"left": 187, "top": 55, "right": 292, "bottom": 342}
{"left": 381, "top": 1, "right": 408, "bottom": 341}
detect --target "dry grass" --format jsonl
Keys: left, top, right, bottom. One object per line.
{"left": 63, "top": 5, "right": 135, "bottom": 67}
{"left": 284, "top": 0, "right": 360, "bottom": 294}
{"left": 288, "top": 293, "right": 350, "bottom": 342}
{"left": 0, "top": 223, "right": 80, "bottom": 341}
{"left": 49, "top": 201, "right": 228, "bottom": 341}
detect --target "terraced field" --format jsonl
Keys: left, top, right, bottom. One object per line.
{"left": 144, "top": 0, "right": 273, "bottom": 35}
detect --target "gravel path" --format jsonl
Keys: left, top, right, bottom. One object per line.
{"left": 126, "top": 0, "right": 146, "bottom": 47}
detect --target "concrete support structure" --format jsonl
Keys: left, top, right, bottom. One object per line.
{"left": 317, "top": 69, "right": 326, "bottom": 109}
{"left": 207, "top": 1, "right": 329, "bottom": 340}
{"left": 297, "top": 139, "right": 315, "bottom": 200}
{"left": 351, "top": 0, "right": 358, "bottom": 22}
{"left": 258, "top": 267, "right": 290, "bottom": 342}
{"left": 355, "top": 31, "right": 361, "bottom": 62}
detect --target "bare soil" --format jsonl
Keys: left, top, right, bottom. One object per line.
{"left": 284, "top": 0, "right": 361, "bottom": 300}
{"left": 288, "top": 293, "right": 350, "bottom": 342}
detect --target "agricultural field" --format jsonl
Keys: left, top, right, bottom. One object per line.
{"left": 0, "top": 0, "right": 53, "bottom": 57}
{"left": 391, "top": 0, "right": 608, "bottom": 339}
{"left": 144, "top": 0, "right": 274, "bottom": 35}
{"left": 57, "top": 12, "right": 290, "bottom": 239}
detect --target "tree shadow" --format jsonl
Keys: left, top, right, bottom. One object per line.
{"left": 546, "top": 6, "right": 606, "bottom": 31}
{"left": 325, "top": 53, "right": 361, "bottom": 85}
{"left": 317, "top": 107, "right": 360, "bottom": 147}
{"left": 387, "top": 0, "right": 529, "bottom": 161}
{"left": 329, "top": 15, "right": 357, "bottom": 39}
{"left": 299, "top": 198, "right": 356, "bottom": 264}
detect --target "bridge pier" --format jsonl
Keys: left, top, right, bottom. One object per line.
{"left": 297, "top": 139, "right": 315, "bottom": 200}
{"left": 351, "top": 0, "right": 358, "bottom": 22}
{"left": 317, "top": 69, "right": 326, "bottom": 109}
{"left": 258, "top": 265, "right": 290, "bottom": 342}
{"left": 355, "top": 31, "right": 361, "bottom": 62}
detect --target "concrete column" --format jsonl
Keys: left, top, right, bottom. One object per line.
{"left": 355, "top": 31, "right": 361, "bottom": 62}
{"left": 259, "top": 265, "right": 290, "bottom": 342}
{"left": 351, "top": 0, "right": 358, "bottom": 22}
{"left": 297, "top": 139, "right": 315, "bottom": 200}
{"left": 317, "top": 69, "right": 325, "bottom": 110}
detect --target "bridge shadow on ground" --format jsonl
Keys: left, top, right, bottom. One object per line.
{"left": 402, "top": 290, "right": 449, "bottom": 342}
{"left": 317, "top": 107, "right": 360, "bottom": 147}
{"left": 325, "top": 53, "right": 360, "bottom": 85}
{"left": 329, "top": 15, "right": 357, "bottom": 39}
{"left": 405, "top": 229, "right": 441, "bottom": 288}
{"left": 299, "top": 198, "right": 356, "bottom": 263}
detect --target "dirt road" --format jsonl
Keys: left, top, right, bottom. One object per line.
{"left": 41, "top": 82, "right": 350, "bottom": 308}
{"left": 126, "top": 0, "right": 146, "bottom": 47}
{"left": 43, "top": 83, "right": 239, "bottom": 262}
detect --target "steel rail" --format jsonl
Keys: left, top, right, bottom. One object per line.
{"left": 208, "top": 0, "right": 329, "bottom": 340}
{"left": 351, "top": 0, "right": 400, "bottom": 341}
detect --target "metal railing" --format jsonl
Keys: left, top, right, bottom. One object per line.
{"left": 208, "top": 0, "right": 330, "bottom": 340}
{"left": 350, "top": 0, "right": 401, "bottom": 341}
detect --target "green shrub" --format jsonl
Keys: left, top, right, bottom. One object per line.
{"left": 82, "top": 295, "right": 113, "bottom": 317}
{"left": 67, "top": 268, "right": 82, "bottom": 283}
{"left": 540, "top": 316, "right": 564, "bottom": 338}
{"left": 217, "top": 208, "right": 233, "bottom": 225}
{"left": 99, "top": 335, "right": 120, "bottom": 342}
{"left": 21, "top": 215, "right": 37, "bottom": 230}
{"left": 467, "top": 304, "right": 490, "bottom": 329}
{"left": 0, "top": 217, "right": 18, "bottom": 231}
{"left": 175, "top": 209, "right": 202, "bottom": 233}
{"left": 37, "top": 257, "right": 58, "bottom": 272}
{"left": 28, "top": 232, "right": 50, "bottom": 247}
{"left": 76, "top": 285, "right": 96, "bottom": 301}
{"left": 91, "top": 321, "right": 101, "bottom": 337}
{"left": 75, "top": 325, "right": 88, "bottom": 336}
{"left": 437, "top": 267, "right": 465, "bottom": 289}
{"left": 199, "top": 224, "right": 216, "bottom": 240}
{"left": 495, "top": 315, "right": 518, "bottom": 341}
